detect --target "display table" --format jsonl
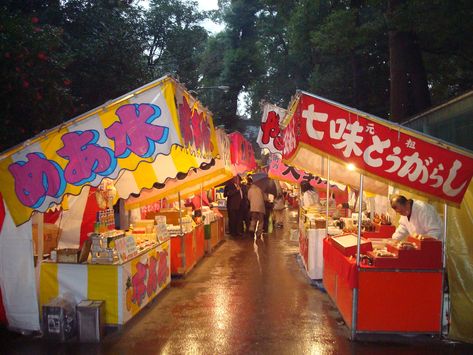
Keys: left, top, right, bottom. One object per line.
{"left": 205, "top": 217, "right": 224, "bottom": 253}
{"left": 217, "top": 216, "right": 225, "bottom": 243}
{"left": 299, "top": 227, "right": 325, "bottom": 280}
{"left": 39, "top": 239, "right": 171, "bottom": 326}
{"left": 323, "top": 238, "right": 443, "bottom": 335}
{"left": 170, "top": 224, "right": 205, "bottom": 276}
{"left": 218, "top": 208, "right": 229, "bottom": 235}
{"left": 195, "top": 224, "right": 205, "bottom": 262}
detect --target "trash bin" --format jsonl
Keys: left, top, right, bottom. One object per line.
{"left": 42, "top": 296, "right": 76, "bottom": 341}
{"left": 77, "top": 300, "right": 105, "bottom": 342}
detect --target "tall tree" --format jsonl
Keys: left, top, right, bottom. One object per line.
{"left": 61, "top": 0, "right": 151, "bottom": 113}
{"left": 219, "top": 0, "right": 263, "bottom": 129}
{"left": 145, "top": 0, "right": 208, "bottom": 89}
{"left": 387, "top": 0, "right": 430, "bottom": 122}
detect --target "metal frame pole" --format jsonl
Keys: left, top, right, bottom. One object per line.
{"left": 351, "top": 173, "right": 364, "bottom": 340}
{"left": 178, "top": 191, "right": 185, "bottom": 271}
{"left": 326, "top": 159, "right": 330, "bottom": 236}
{"left": 440, "top": 203, "right": 448, "bottom": 336}
{"left": 201, "top": 183, "right": 204, "bottom": 210}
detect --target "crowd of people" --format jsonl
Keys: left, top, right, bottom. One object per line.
{"left": 223, "top": 175, "right": 443, "bottom": 242}
{"left": 224, "top": 175, "right": 286, "bottom": 238}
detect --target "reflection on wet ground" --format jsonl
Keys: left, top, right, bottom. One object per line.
{"left": 2, "top": 210, "right": 473, "bottom": 354}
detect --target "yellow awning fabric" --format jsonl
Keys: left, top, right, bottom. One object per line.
{"left": 124, "top": 128, "right": 234, "bottom": 210}
{"left": 446, "top": 181, "right": 473, "bottom": 343}
{"left": 0, "top": 76, "right": 219, "bottom": 225}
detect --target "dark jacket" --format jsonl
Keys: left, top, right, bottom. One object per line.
{"left": 224, "top": 181, "right": 242, "bottom": 210}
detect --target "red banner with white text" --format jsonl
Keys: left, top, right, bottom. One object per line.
{"left": 282, "top": 93, "right": 473, "bottom": 204}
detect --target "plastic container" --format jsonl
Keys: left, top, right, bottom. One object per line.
{"left": 77, "top": 300, "right": 105, "bottom": 342}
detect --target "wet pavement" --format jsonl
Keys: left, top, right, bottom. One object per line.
{"left": 2, "top": 212, "right": 473, "bottom": 354}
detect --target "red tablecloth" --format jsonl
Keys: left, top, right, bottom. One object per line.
{"left": 323, "top": 238, "right": 358, "bottom": 288}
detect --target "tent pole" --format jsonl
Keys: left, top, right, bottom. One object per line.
{"left": 201, "top": 183, "right": 204, "bottom": 210}
{"left": 178, "top": 191, "right": 183, "bottom": 235}
{"left": 326, "top": 159, "right": 330, "bottom": 235}
{"left": 351, "top": 173, "right": 364, "bottom": 340}
{"left": 440, "top": 203, "right": 448, "bottom": 336}
{"left": 178, "top": 191, "right": 185, "bottom": 272}
{"left": 356, "top": 174, "right": 364, "bottom": 265}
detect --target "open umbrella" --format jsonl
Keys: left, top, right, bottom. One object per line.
{"left": 250, "top": 173, "right": 278, "bottom": 196}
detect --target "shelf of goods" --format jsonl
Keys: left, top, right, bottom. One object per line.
{"left": 39, "top": 239, "right": 171, "bottom": 326}
{"left": 299, "top": 208, "right": 328, "bottom": 280}
{"left": 323, "top": 234, "right": 443, "bottom": 334}
{"left": 218, "top": 207, "right": 229, "bottom": 235}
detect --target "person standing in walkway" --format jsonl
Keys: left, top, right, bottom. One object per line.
{"left": 247, "top": 181, "right": 265, "bottom": 237}
{"left": 224, "top": 176, "right": 243, "bottom": 237}
{"left": 240, "top": 177, "right": 251, "bottom": 235}
{"left": 273, "top": 192, "right": 285, "bottom": 228}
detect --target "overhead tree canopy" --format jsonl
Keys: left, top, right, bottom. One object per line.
{"left": 1, "top": 0, "right": 473, "bottom": 151}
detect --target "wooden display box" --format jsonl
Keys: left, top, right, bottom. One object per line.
{"left": 363, "top": 224, "right": 395, "bottom": 239}
{"left": 386, "top": 239, "right": 442, "bottom": 269}
{"left": 375, "top": 224, "right": 395, "bottom": 235}
{"left": 57, "top": 248, "right": 80, "bottom": 263}
{"left": 366, "top": 251, "right": 400, "bottom": 268}
{"left": 151, "top": 209, "right": 186, "bottom": 225}
{"left": 331, "top": 234, "right": 372, "bottom": 257}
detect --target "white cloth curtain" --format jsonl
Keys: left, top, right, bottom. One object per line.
{"left": 0, "top": 202, "right": 40, "bottom": 331}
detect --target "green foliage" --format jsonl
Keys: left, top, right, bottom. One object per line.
{"left": 146, "top": 0, "right": 208, "bottom": 89}
{"left": 0, "top": 0, "right": 210, "bottom": 151}
{"left": 1, "top": 0, "right": 473, "bottom": 152}
{"left": 61, "top": 0, "right": 152, "bottom": 112}
{"left": 0, "top": 6, "right": 73, "bottom": 151}
{"left": 198, "top": 0, "right": 264, "bottom": 131}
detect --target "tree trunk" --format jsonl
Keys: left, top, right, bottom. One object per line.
{"left": 389, "top": 29, "right": 410, "bottom": 121}
{"left": 388, "top": 0, "right": 431, "bottom": 122}
{"left": 351, "top": 0, "right": 363, "bottom": 108}
{"left": 221, "top": 87, "right": 241, "bottom": 131}
{"left": 406, "top": 33, "right": 431, "bottom": 114}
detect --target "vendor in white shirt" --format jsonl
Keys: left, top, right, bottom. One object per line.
{"left": 390, "top": 194, "right": 443, "bottom": 241}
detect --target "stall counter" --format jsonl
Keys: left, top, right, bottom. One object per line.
{"left": 323, "top": 238, "right": 443, "bottom": 334}
{"left": 170, "top": 224, "right": 205, "bottom": 276}
{"left": 39, "top": 239, "right": 171, "bottom": 326}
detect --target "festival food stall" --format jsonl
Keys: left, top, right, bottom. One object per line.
{"left": 258, "top": 103, "right": 349, "bottom": 280}
{"left": 277, "top": 91, "right": 473, "bottom": 339}
{"left": 267, "top": 153, "right": 348, "bottom": 279}
{"left": 0, "top": 75, "right": 219, "bottom": 331}
{"left": 123, "top": 127, "right": 234, "bottom": 273}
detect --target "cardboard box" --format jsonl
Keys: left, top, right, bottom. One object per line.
{"left": 32, "top": 223, "right": 60, "bottom": 255}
